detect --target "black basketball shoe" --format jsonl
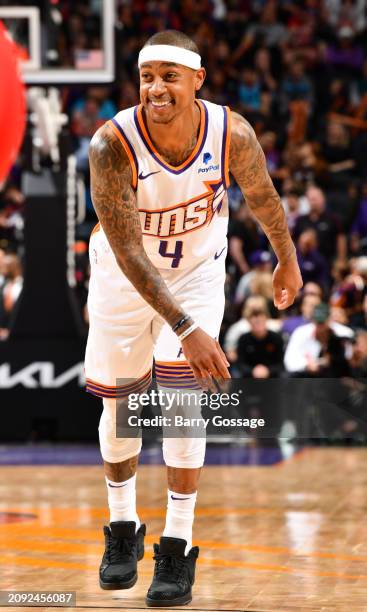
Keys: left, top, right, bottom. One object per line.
{"left": 146, "top": 537, "right": 199, "bottom": 607}
{"left": 99, "top": 521, "right": 145, "bottom": 590}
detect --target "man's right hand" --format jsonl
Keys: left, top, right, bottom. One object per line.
{"left": 180, "top": 328, "right": 231, "bottom": 391}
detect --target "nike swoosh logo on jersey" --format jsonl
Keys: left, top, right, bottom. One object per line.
{"left": 138, "top": 170, "right": 161, "bottom": 180}
{"left": 214, "top": 247, "right": 226, "bottom": 260}
{"left": 171, "top": 495, "right": 190, "bottom": 500}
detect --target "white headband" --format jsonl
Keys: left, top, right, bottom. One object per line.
{"left": 138, "top": 44, "right": 201, "bottom": 70}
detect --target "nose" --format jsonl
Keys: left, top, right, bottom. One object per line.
{"left": 149, "top": 77, "right": 166, "bottom": 96}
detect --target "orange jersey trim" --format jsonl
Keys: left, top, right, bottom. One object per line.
{"left": 90, "top": 222, "right": 100, "bottom": 237}
{"left": 108, "top": 120, "right": 138, "bottom": 189}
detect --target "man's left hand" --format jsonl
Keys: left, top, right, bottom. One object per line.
{"left": 273, "top": 254, "right": 303, "bottom": 310}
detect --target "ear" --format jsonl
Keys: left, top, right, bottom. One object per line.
{"left": 194, "top": 67, "right": 206, "bottom": 92}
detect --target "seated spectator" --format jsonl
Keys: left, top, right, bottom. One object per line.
{"left": 0, "top": 185, "right": 24, "bottom": 249}
{"left": 330, "top": 258, "right": 366, "bottom": 323}
{"left": 0, "top": 249, "right": 5, "bottom": 287}
{"left": 282, "top": 187, "right": 310, "bottom": 234}
{"left": 228, "top": 204, "right": 263, "bottom": 280}
{"left": 224, "top": 295, "right": 281, "bottom": 363}
{"left": 258, "top": 132, "right": 285, "bottom": 183}
{"left": 320, "top": 122, "right": 356, "bottom": 192}
{"left": 350, "top": 330, "right": 367, "bottom": 376}
{"left": 254, "top": 47, "right": 277, "bottom": 92}
{"left": 302, "top": 281, "right": 323, "bottom": 300}
{"left": 281, "top": 59, "right": 313, "bottom": 107}
{"left": 250, "top": 269, "right": 280, "bottom": 319}
{"left": 231, "top": 2, "right": 288, "bottom": 65}
{"left": 234, "top": 301, "right": 284, "bottom": 378}
{"left": 350, "top": 182, "right": 367, "bottom": 255}
{"left": 296, "top": 229, "right": 330, "bottom": 292}
{"left": 238, "top": 67, "right": 262, "bottom": 115}
{"left": 282, "top": 292, "right": 322, "bottom": 339}
{"left": 71, "top": 87, "right": 117, "bottom": 171}
{"left": 234, "top": 250, "right": 272, "bottom": 303}
{"left": 284, "top": 302, "right": 352, "bottom": 377}
{"left": 293, "top": 185, "right": 347, "bottom": 263}
{"left": 324, "top": 26, "right": 364, "bottom": 76}
{"left": 0, "top": 253, "right": 23, "bottom": 339}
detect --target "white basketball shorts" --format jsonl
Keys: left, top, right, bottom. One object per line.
{"left": 85, "top": 229, "right": 227, "bottom": 398}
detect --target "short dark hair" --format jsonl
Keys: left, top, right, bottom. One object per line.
{"left": 143, "top": 30, "right": 199, "bottom": 55}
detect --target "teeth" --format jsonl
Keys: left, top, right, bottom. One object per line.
{"left": 151, "top": 100, "right": 171, "bottom": 107}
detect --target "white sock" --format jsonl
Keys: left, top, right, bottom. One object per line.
{"left": 105, "top": 473, "right": 141, "bottom": 531}
{"left": 163, "top": 489, "right": 197, "bottom": 555}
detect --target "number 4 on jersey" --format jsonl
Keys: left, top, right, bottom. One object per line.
{"left": 159, "top": 240, "right": 183, "bottom": 268}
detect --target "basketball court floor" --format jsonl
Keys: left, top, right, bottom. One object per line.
{"left": 1, "top": 446, "right": 367, "bottom": 611}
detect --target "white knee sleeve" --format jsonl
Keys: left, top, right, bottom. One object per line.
{"left": 99, "top": 398, "right": 142, "bottom": 463}
{"left": 159, "top": 387, "right": 206, "bottom": 468}
{"left": 163, "top": 436, "right": 206, "bottom": 468}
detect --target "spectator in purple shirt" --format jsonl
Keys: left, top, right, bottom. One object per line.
{"left": 296, "top": 229, "right": 330, "bottom": 292}
{"left": 281, "top": 292, "right": 322, "bottom": 339}
{"left": 350, "top": 183, "right": 367, "bottom": 255}
{"left": 324, "top": 27, "right": 364, "bottom": 75}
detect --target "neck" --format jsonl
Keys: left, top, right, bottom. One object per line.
{"left": 144, "top": 101, "right": 200, "bottom": 166}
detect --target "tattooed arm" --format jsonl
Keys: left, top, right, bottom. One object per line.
{"left": 229, "top": 112, "right": 303, "bottom": 309}
{"left": 89, "top": 122, "right": 230, "bottom": 385}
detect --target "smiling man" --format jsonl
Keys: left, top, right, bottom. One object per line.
{"left": 86, "top": 30, "right": 302, "bottom": 608}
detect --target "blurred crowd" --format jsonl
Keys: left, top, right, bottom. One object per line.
{"left": 1, "top": 0, "right": 367, "bottom": 384}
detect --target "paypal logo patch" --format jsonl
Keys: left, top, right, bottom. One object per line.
{"left": 199, "top": 152, "right": 219, "bottom": 173}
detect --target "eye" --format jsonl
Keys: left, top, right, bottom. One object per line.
{"left": 165, "top": 72, "right": 177, "bottom": 80}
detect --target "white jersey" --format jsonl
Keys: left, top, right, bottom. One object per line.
{"left": 102, "top": 99, "right": 230, "bottom": 270}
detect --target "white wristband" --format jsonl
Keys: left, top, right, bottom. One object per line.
{"left": 178, "top": 323, "right": 198, "bottom": 341}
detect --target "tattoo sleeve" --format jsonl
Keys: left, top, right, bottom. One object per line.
{"left": 89, "top": 123, "right": 187, "bottom": 328}
{"left": 229, "top": 112, "right": 296, "bottom": 264}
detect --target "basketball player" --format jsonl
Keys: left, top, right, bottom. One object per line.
{"left": 86, "top": 30, "right": 302, "bottom": 607}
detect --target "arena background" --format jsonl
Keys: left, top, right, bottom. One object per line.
{"left": 1, "top": 1, "right": 367, "bottom": 610}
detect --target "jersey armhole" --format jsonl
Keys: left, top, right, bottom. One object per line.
{"left": 108, "top": 118, "right": 139, "bottom": 190}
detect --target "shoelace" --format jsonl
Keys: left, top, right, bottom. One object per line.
{"left": 153, "top": 552, "right": 186, "bottom": 582}
{"left": 107, "top": 535, "right": 136, "bottom": 563}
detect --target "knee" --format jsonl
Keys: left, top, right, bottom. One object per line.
{"left": 162, "top": 437, "right": 206, "bottom": 469}
{"left": 99, "top": 398, "right": 142, "bottom": 463}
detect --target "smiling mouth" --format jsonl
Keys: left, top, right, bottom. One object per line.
{"left": 149, "top": 99, "right": 174, "bottom": 109}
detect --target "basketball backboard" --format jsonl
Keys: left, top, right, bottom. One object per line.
{"left": 0, "top": 0, "right": 115, "bottom": 84}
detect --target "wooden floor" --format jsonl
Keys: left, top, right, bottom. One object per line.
{"left": 1, "top": 448, "right": 367, "bottom": 611}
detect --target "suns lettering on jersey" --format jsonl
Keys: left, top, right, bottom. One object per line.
{"left": 139, "top": 179, "right": 225, "bottom": 238}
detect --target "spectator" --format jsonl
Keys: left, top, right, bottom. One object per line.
{"left": 282, "top": 292, "right": 322, "bottom": 339}
{"left": 350, "top": 182, "right": 367, "bottom": 256}
{"left": 0, "top": 254, "right": 23, "bottom": 338}
{"left": 234, "top": 300, "right": 284, "bottom": 378}
{"left": 228, "top": 204, "right": 263, "bottom": 280}
{"left": 284, "top": 302, "right": 352, "bottom": 376}
{"left": 350, "top": 330, "right": 367, "bottom": 376}
{"left": 238, "top": 68, "right": 262, "bottom": 115}
{"left": 234, "top": 250, "right": 272, "bottom": 304}
{"left": 224, "top": 295, "right": 281, "bottom": 363}
{"left": 282, "top": 187, "right": 310, "bottom": 234}
{"left": 293, "top": 185, "right": 347, "bottom": 263}
{"left": 296, "top": 229, "right": 330, "bottom": 292}
{"left": 71, "top": 88, "right": 117, "bottom": 171}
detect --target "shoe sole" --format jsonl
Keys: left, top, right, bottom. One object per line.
{"left": 99, "top": 546, "right": 144, "bottom": 590}
{"left": 146, "top": 591, "right": 192, "bottom": 607}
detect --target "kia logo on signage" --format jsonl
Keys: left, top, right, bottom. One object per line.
{"left": 0, "top": 362, "right": 85, "bottom": 388}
